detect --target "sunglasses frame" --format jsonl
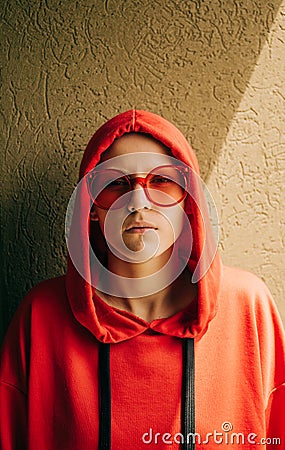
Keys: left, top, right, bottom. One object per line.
{"left": 87, "top": 164, "right": 189, "bottom": 210}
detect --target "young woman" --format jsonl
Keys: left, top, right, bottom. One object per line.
{"left": 1, "top": 110, "right": 284, "bottom": 449}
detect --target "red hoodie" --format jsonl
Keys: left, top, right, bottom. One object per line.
{"left": 1, "top": 110, "right": 284, "bottom": 449}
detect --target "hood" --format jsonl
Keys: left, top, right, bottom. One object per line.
{"left": 65, "top": 110, "right": 222, "bottom": 343}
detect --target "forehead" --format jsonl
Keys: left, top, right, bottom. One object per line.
{"left": 98, "top": 133, "right": 173, "bottom": 173}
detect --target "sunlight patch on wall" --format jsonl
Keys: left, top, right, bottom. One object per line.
{"left": 207, "top": 1, "right": 285, "bottom": 322}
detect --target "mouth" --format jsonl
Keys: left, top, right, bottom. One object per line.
{"left": 124, "top": 222, "right": 158, "bottom": 234}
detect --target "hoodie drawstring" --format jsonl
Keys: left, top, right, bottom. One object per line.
{"left": 182, "top": 338, "right": 195, "bottom": 450}
{"left": 98, "top": 338, "right": 195, "bottom": 450}
{"left": 98, "top": 342, "right": 111, "bottom": 450}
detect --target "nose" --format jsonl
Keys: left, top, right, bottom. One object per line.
{"left": 127, "top": 183, "right": 152, "bottom": 212}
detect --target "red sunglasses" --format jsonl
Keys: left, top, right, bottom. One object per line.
{"left": 87, "top": 165, "right": 189, "bottom": 210}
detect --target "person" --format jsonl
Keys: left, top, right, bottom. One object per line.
{"left": 0, "top": 109, "right": 284, "bottom": 450}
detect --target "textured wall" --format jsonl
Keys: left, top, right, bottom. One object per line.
{"left": 1, "top": 0, "right": 284, "bottom": 339}
{"left": 207, "top": 4, "right": 285, "bottom": 324}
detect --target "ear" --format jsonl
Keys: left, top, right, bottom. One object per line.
{"left": 90, "top": 205, "right": 99, "bottom": 221}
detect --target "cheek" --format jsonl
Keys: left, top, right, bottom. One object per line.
{"left": 98, "top": 208, "right": 126, "bottom": 243}
{"left": 158, "top": 203, "right": 185, "bottom": 239}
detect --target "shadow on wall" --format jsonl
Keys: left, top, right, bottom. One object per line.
{"left": 0, "top": 0, "right": 283, "bottom": 340}
{"left": 1, "top": 151, "right": 73, "bottom": 341}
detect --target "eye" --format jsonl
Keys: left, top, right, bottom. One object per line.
{"left": 107, "top": 177, "right": 129, "bottom": 188}
{"left": 149, "top": 175, "right": 175, "bottom": 184}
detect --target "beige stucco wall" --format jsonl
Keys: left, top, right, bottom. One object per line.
{"left": 1, "top": 0, "right": 284, "bottom": 338}
{"left": 207, "top": 7, "right": 285, "bottom": 324}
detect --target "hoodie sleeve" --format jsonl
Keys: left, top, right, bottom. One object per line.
{"left": 266, "top": 383, "right": 285, "bottom": 449}
{"left": 257, "top": 283, "right": 285, "bottom": 449}
{"left": 0, "top": 381, "right": 27, "bottom": 449}
{"left": 0, "top": 299, "right": 31, "bottom": 450}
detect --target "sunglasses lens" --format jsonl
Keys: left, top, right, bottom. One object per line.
{"left": 146, "top": 166, "right": 186, "bottom": 206}
{"left": 88, "top": 170, "right": 131, "bottom": 209}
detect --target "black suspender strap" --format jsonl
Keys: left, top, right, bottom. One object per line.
{"left": 182, "top": 337, "right": 195, "bottom": 450}
{"left": 98, "top": 343, "right": 111, "bottom": 450}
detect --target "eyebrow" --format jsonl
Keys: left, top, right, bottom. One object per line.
{"left": 102, "top": 166, "right": 160, "bottom": 174}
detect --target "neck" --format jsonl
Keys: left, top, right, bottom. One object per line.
{"left": 95, "top": 248, "right": 197, "bottom": 322}
{"left": 107, "top": 245, "right": 173, "bottom": 278}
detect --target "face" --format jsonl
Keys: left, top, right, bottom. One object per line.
{"left": 90, "top": 133, "right": 186, "bottom": 263}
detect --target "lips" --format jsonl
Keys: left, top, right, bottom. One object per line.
{"left": 124, "top": 221, "right": 158, "bottom": 233}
